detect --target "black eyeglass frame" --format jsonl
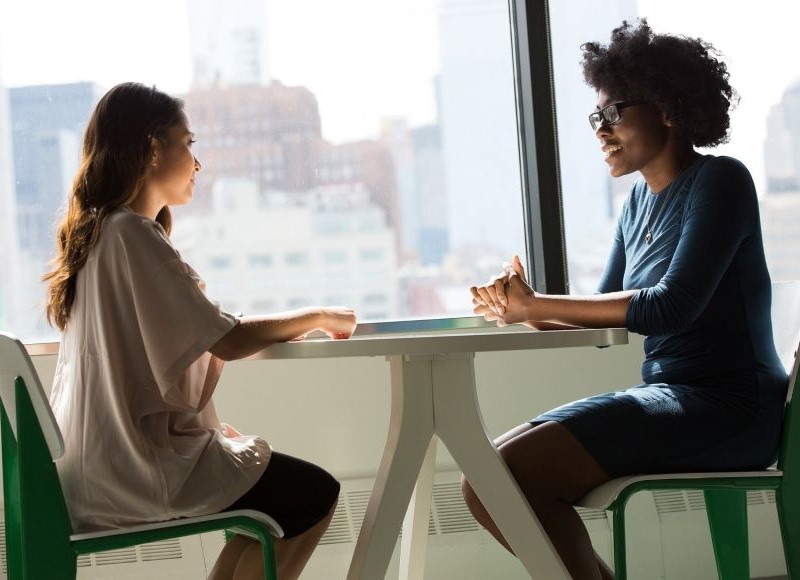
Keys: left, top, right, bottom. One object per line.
{"left": 588, "top": 101, "right": 645, "bottom": 132}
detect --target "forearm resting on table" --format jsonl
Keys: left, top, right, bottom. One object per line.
{"left": 210, "top": 308, "right": 325, "bottom": 361}
{"left": 528, "top": 290, "right": 636, "bottom": 329}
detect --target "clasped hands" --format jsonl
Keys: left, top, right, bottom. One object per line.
{"left": 470, "top": 255, "right": 537, "bottom": 327}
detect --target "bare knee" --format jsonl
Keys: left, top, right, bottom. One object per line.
{"left": 498, "top": 422, "right": 609, "bottom": 504}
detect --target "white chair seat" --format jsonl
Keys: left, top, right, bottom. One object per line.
{"left": 577, "top": 468, "right": 782, "bottom": 510}
{"left": 70, "top": 508, "right": 284, "bottom": 542}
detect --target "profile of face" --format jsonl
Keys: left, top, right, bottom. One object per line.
{"left": 593, "top": 88, "right": 671, "bottom": 178}
{"left": 147, "top": 114, "right": 201, "bottom": 207}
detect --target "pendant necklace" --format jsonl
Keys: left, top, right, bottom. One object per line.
{"left": 644, "top": 178, "right": 677, "bottom": 245}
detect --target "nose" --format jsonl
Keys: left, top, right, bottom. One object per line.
{"left": 595, "top": 121, "right": 612, "bottom": 138}
{"left": 194, "top": 156, "right": 202, "bottom": 172}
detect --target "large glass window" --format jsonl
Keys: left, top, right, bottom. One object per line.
{"left": 551, "top": 1, "right": 800, "bottom": 293}
{"left": 0, "top": 0, "right": 532, "bottom": 342}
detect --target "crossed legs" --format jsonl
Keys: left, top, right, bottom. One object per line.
{"left": 461, "top": 421, "right": 614, "bottom": 580}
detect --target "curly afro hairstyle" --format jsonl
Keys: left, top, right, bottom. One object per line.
{"left": 581, "top": 19, "right": 738, "bottom": 148}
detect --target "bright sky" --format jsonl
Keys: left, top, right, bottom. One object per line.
{"left": 638, "top": 0, "right": 800, "bottom": 192}
{"left": 1, "top": 0, "right": 798, "bottom": 190}
{"left": 0, "top": 0, "right": 440, "bottom": 144}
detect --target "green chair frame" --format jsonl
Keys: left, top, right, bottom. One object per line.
{"left": 578, "top": 280, "right": 800, "bottom": 579}
{"left": 0, "top": 331, "right": 282, "bottom": 580}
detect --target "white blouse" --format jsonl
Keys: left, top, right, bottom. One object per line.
{"left": 50, "top": 207, "right": 270, "bottom": 532}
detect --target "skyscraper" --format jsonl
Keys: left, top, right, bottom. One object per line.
{"left": 0, "top": 69, "right": 19, "bottom": 329}
{"left": 765, "top": 79, "right": 800, "bottom": 193}
{"left": 9, "top": 82, "right": 102, "bottom": 259}
{"left": 187, "top": 0, "right": 271, "bottom": 89}
{"left": 437, "top": 0, "right": 523, "bottom": 256}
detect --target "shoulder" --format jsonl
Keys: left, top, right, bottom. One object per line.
{"left": 103, "top": 208, "right": 168, "bottom": 241}
{"left": 99, "top": 208, "right": 178, "bottom": 262}
{"left": 695, "top": 155, "right": 755, "bottom": 187}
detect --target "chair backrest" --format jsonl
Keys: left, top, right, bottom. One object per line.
{"left": 771, "top": 282, "right": 800, "bottom": 479}
{"left": 0, "top": 331, "right": 77, "bottom": 577}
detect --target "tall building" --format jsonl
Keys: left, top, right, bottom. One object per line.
{"left": 0, "top": 72, "right": 19, "bottom": 329}
{"left": 187, "top": 0, "right": 270, "bottom": 89}
{"left": 184, "top": 82, "right": 323, "bottom": 209}
{"left": 9, "top": 82, "right": 102, "bottom": 259}
{"left": 380, "top": 114, "right": 448, "bottom": 265}
{"left": 437, "top": 0, "right": 523, "bottom": 256}
{"left": 174, "top": 177, "right": 398, "bottom": 321}
{"left": 765, "top": 79, "right": 800, "bottom": 193}
{"left": 184, "top": 83, "right": 401, "bottom": 241}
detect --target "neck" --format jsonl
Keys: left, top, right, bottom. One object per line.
{"left": 127, "top": 187, "right": 164, "bottom": 221}
{"left": 642, "top": 142, "right": 700, "bottom": 193}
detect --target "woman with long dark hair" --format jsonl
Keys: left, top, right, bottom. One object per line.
{"left": 46, "top": 82, "right": 357, "bottom": 579}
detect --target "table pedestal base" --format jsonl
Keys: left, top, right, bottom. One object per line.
{"left": 346, "top": 353, "right": 569, "bottom": 580}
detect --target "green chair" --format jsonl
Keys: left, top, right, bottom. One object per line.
{"left": 577, "top": 280, "right": 800, "bottom": 579}
{"left": 0, "top": 330, "right": 282, "bottom": 580}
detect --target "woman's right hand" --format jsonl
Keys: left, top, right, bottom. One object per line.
{"left": 470, "top": 255, "right": 527, "bottom": 318}
{"left": 319, "top": 307, "right": 358, "bottom": 339}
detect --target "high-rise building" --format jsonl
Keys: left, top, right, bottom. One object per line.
{"left": 0, "top": 73, "right": 19, "bottom": 329}
{"left": 187, "top": 0, "right": 270, "bottom": 89}
{"left": 9, "top": 82, "right": 102, "bottom": 258}
{"left": 183, "top": 83, "right": 401, "bottom": 239}
{"left": 437, "top": 0, "right": 523, "bottom": 256}
{"left": 765, "top": 79, "right": 800, "bottom": 193}
{"left": 174, "top": 177, "right": 398, "bottom": 321}
{"left": 380, "top": 113, "right": 448, "bottom": 265}
{"left": 184, "top": 82, "right": 323, "bottom": 209}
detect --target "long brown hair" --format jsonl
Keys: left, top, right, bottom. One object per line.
{"left": 44, "top": 82, "right": 185, "bottom": 330}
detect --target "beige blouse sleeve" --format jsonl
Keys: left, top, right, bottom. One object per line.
{"left": 110, "top": 215, "right": 238, "bottom": 413}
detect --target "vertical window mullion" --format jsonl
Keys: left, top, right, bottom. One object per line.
{"left": 510, "top": 0, "right": 569, "bottom": 294}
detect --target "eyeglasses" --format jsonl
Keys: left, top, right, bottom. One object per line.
{"left": 588, "top": 101, "right": 645, "bottom": 132}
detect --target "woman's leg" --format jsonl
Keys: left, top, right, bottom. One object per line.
{"left": 209, "top": 451, "right": 340, "bottom": 580}
{"left": 208, "top": 535, "right": 253, "bottom": 580}
{"left": 223, "top": 499, "right": 338, "bottom": 580}
{"left": 461, "top": 421, "right": 613, "bottom": 579}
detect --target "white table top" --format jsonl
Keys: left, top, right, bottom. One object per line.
{"left": 246, "top": 326, "right": 629, "bottom": 360}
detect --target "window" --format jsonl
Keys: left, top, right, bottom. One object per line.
{"left": 0, "top": 0, "right": 563, "bottom": 342}
{"left": 549, "top": 1, "right": 800, "bottom": 293}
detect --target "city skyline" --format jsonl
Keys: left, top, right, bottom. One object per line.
{"left": 1, "top": 0, "right": 799, "bottom": 340}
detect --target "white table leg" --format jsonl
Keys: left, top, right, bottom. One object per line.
{"left": 347, "top": 355, "right": 436, "bottom": 580}
{"left": 399, "top": 436, "right": 437, "bottom": 580}
{"left": 431, "top": 354, "right": 570, "bottom": 580}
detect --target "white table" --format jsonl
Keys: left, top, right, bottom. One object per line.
{"left": 250, "top": 325, "right": 628, "bottom": 579}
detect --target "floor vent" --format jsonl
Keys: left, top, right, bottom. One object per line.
{"left": 0, "top": 514, "right": 184, "bottom": 572}
{"left": 576, "top": 506, "right": 608, "bottom": 521}
{"left": 319, "top": 478, "right": 605, "bottom": 545}
{"left": 653, "top": 490, "right": 706, "bottom": 515}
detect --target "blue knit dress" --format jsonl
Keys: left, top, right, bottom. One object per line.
{"left": 533, "top": 155, "right": 788, "bottom": 476}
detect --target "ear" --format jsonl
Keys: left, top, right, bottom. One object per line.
{"left": 149, "top": 136, "right": 163, "bottom": 167}
{"left": 661, "top": 110, "right": 674, "bottom": 127}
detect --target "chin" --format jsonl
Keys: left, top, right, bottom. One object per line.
{"left": 607, "top": 162, "right": 636, "bottom": 179}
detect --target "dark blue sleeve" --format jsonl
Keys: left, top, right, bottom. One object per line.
{"left": 626, "top": 157, "right": 755, "bottom": 335}
{"left": 596, "top": 218, "right": 625, "bottom": 294}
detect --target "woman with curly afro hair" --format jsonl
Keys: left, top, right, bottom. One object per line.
{"left": 465, "top": 19, "right": 786, "bottom": 578}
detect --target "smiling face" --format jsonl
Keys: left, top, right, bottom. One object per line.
{"left": 147, "top": 115, "right": 201, "bottom": 208}
{"left": 595, "top": 88, "right": 672, "bottom": 180}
